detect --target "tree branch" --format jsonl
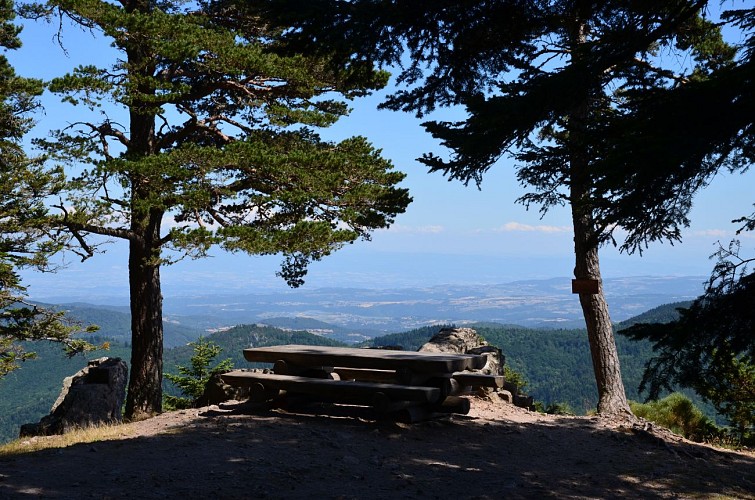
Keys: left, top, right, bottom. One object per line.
{"left": 53, "top": 203, "right": 136, "bottom": 248}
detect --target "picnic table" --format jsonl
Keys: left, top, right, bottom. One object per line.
{"left": 222, "top": 344, "right": 503, "bottom": 422}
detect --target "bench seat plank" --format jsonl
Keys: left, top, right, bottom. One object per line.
{"left": 222, "top": 370, "right": 442, "bottom": 403}
{"left": 333, "top": 367, "right": 397, "bottom": 384}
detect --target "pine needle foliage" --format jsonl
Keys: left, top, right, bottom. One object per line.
{"left": 1, "top": 0, "right": 97, "bottom": 377}
{"left": 164, "top": 337, "right": 232, "bottom": 410}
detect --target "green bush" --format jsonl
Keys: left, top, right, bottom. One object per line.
{"left": 543, "top": 402, "right": 576, "bottom": 416}
{"left": 503, "top": 365, "right": 528, "bottom": 394}
{"left": 630, "top": 393, "right": 720, "bottom": 442}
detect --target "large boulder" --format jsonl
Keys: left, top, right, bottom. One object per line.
{"left": 20, "top": 357, "right": 128, "bottom": 437}
{"left": 419, "top": 327, "right": 504, "bottom": 376}
{"left": 419, "top": 328, "right": 536, "bottom": 409}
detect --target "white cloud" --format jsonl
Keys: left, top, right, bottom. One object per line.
{"left": 690, "top": 229, "right": 732, "bottom": 238}
{"left": 494, "top": 222, "right": 572, "bottom": 234}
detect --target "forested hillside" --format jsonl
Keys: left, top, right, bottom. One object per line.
{"left": 54, "top": 304, "right": 206, "bottom": 348}
{"left": 615, "top": 301, "right": 691, "bottom": 328}
{"left": 250, "top": 317, "right": 374, "bottom": 344}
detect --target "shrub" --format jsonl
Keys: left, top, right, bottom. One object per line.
{"left": 503, "top": 365, "right": 528, "bottom": 394}
{"left": 630, "top": 393, "right": 720, "bottom": 442}
{"left": 544, "top": 402, "right": 575, "bottom": 416}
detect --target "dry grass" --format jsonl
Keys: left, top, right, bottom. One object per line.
{"left": 0, "top": 422, "right": 138, "bottom": 457}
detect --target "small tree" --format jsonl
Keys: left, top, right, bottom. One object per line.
{"left": 164, "top": 337, "right": 232, "bottom": 410}
{"left": 503, "top": 365, "right": 528, "bottom": 395}
{"left": 1, "top": 0, "right": 95, "bottom": 377}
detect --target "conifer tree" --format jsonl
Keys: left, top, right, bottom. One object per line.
{"left": 618, "top": 8, "right": 754, "bottom": 434}
{"left": 24, "top": 0, "right": 410, "bottom": 419}
{"left": 164, "top": 337, "right": 232, "bottom": 410}
{"left": 254, "top": 0, "right": 734, "bottom": 416}
{"left": 1, "top": 0, "right": 95, "bottom": 378}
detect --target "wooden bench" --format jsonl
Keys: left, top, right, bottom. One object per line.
{"left": 221, "top": 370, "right": 441, "bottom": 404}
{"left": 241, "top": 344, "right": 487, "bottom": 373}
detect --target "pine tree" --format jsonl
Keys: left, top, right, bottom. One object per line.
{"left": 614, "top": 7, "right": 753, "bottom": 437}
{"left": 1, "top": 0, "right": 96, "bottom": 377}
{"left": 621, "top": 212, "right": 755, "bottom": 437}
{"left": 164, "top": 337, "right": 233, "bottom": 410}
{"left": 254, "top": 0, "right": 734, "bottom": 416}
{"left": 24, "top": 0, "right": 410, "bottom": 419}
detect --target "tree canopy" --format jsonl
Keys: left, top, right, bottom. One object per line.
{"left": 24, "top": 0, "right": 410, "bottom": 418}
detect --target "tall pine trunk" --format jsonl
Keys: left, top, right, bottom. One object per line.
{"left": 568, "top": 10, "right": 632, "bottom": 418}
{"left": 125, "top": 230, "right": 164, "bottom": 420}
{"left": 571, "top": 205, "right": 632, "bottom": 416}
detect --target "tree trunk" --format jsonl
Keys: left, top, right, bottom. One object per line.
{"left": 567, "top": 10, "right": 632, "bottom": 418}
{"left": 571, "top": 209, "right": 632, "bottom": 417}
{"left": 124, "top": 231, "right": 164, "bottom": 421}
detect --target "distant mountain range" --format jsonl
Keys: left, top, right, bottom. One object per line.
{"left": 161, "top": 275, "right": 705, "bottom": 331}
{"left": 46, "top": 275, "right": 706, "bottom": 346}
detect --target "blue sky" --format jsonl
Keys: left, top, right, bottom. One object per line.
{"left": 9, "top": 9, "right": 755, "bottom": 300}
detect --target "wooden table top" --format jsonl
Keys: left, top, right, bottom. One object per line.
{"left": 243, "top": 344, "right": 486, "bottom": 373}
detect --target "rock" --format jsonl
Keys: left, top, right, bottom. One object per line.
{"left": 20, "top": 357, "right": 128, "bottom": 437}
{"left": 418, "top": 327, "right": 535, "bottom": 410}
{"left": 418, "top": 327, "right": 504, "bottom": 400}
{"left": 498, "top": 390, "right": 514, "bottom": 404}
{"left": 514, "top": 394, "right": 535, "bottom": 411}
{"left": 419, "top": 327, "right": 504, "bottom": 376}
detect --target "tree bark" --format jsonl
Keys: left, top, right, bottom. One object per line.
{"left": 571, "top": 208, "right": 632, "bottom": 416}
{"left": 568, "top": 9, "right": 632, "bottom": 418}
{"left": 124, "top": 224, "right": 164, "bottom": 421}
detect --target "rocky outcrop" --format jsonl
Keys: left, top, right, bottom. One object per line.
{"left": 419, "top": 327, "right": 504, "bottom": 377}
{"left": 419, "top": 327, "right": 535, "bottom": 410}
{"left": 20, "top": 357, "right": 128, "bottom": 437}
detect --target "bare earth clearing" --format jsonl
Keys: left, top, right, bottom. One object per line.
{"left": 1, "top": 397, "right": 753, "bottom": 499}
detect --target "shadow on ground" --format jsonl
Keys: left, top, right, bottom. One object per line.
{"left": 1, "top": 403, "right": 753, "bottom": 499}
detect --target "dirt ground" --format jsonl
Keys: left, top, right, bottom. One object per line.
{"left": 0, "top": 396, "right": 753, "bottom": 499}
